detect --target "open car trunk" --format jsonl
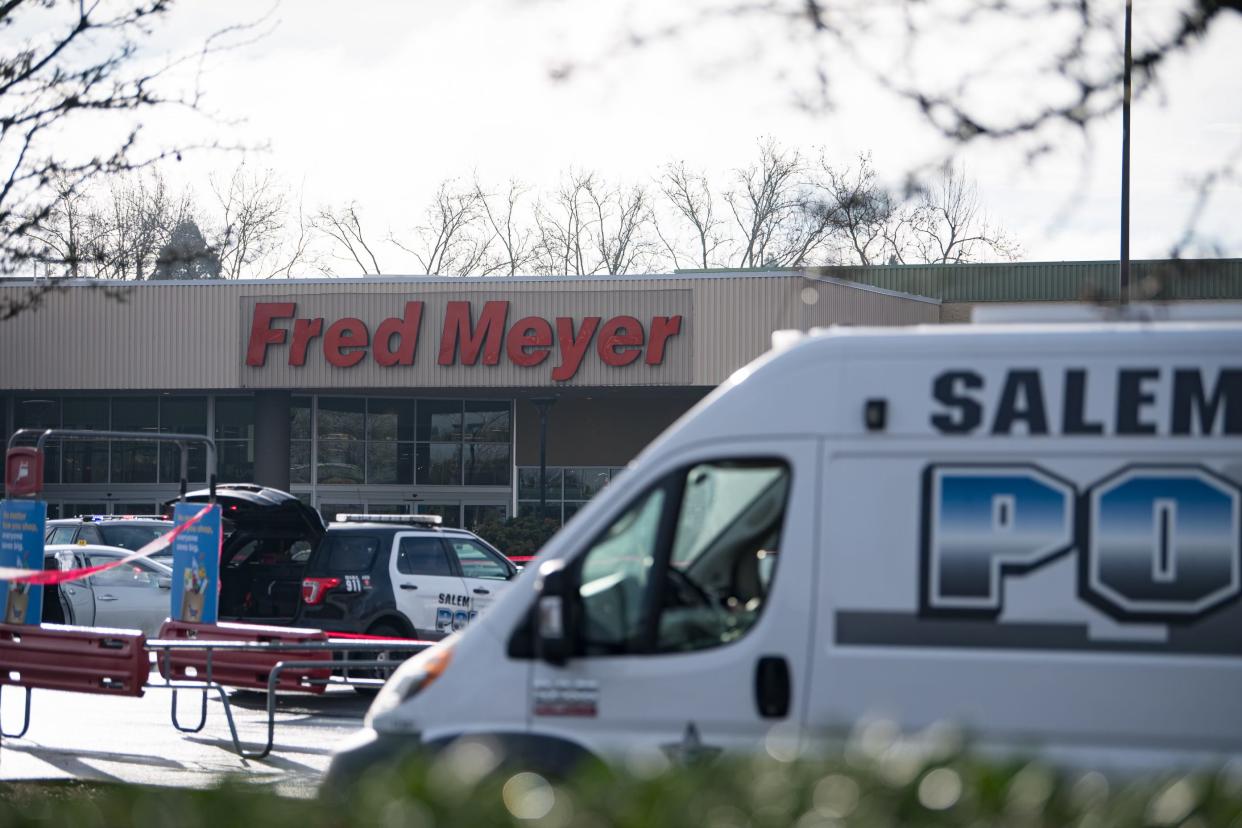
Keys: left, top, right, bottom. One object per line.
{"left": 170, "top": 485, "right": 326, "bottom": 624}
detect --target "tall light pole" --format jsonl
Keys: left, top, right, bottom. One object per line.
{"left": 1120, "top": 0, "right": 1133, "bottom": 304}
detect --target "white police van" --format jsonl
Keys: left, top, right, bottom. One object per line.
{"left": 328, "top": 306, "right": 1242, "bottom": 780}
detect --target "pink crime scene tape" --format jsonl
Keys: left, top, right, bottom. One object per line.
{"left": 0, "top": 504, "right": 213, "bottom": 586}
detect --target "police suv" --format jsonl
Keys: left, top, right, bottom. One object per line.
{"left": 298, "top": 513, "right": 518, "bottom": 640}
{"left": 179, "top": 485, "right": 517, "bottom": 639}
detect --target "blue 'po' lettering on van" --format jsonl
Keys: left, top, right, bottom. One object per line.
{"left": 922, "top": 465, "right": 1075, "bottom": 614}
{"left": 922, "top": 463, "right": 1242, "bottom": 623}
{"left": 1083, "top": 466, "right": 1241, "bottom": 621}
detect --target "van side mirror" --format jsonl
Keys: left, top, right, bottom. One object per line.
{"left": 535, "top": 559, "right": 573, "bottom": 667}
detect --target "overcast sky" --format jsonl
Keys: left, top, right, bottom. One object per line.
{"left": 135, "top": 0, "right": 1242, "bottom": 272}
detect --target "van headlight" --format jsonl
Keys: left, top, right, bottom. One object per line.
{"left": 365, "top": 642, "right": 454, "bottom": 727}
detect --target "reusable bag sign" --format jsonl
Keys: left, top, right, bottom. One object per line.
{"left": 170, "top": 502, "right": 222, "bottom": 624}
{"left": 0, "top": 499, "right": 45, "bottom": 625}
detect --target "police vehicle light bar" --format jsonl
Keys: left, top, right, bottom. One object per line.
{"left": 335, "top": 513, "right": 443, "bottom": 526}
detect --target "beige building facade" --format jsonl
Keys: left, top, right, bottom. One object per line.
{"left": 0, "top": 272, "right": 938, "bottom": 527}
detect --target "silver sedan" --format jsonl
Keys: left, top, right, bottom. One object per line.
{"left": 43, "top": 544, "right": 174, "bottom": 637}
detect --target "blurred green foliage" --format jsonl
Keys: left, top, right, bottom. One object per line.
{"left": 474, "top": 514, "right": 561, "bottom": 558}
{"left": 2, "top": 746, "right": 1240, "bottom": 828}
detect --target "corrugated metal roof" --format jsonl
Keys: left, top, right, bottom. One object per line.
{"left": 678, "top": 259, "right": 1242, "bottom": 302}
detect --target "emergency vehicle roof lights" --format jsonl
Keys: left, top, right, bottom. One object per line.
{"left": 335, "top": 513, "right": 443, "bottom": 527}
{"left": 82, "top": 515, "right": 169, "bottom": 522}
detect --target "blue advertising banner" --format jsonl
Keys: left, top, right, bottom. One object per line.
{"left": 0, "top": 499, "right": 46, "bottom": 625}
{"left": 170, "top": 502, "right": 222, "bottom": 624}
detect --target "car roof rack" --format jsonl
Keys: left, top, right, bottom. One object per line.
{"left": 334, "top": 513, "right": 443, "bottom": 527}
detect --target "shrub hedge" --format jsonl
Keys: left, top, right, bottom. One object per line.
{"left": 1, "top": 745, "right": 1239, "bottom": 828}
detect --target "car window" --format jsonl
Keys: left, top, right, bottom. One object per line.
{"left": 78, "top": 526, "right": 102, "bottom": 544}
{"left": 47, "top": 526, "right": 78, "bottom": 545}
{"left": 448, "top": 538, "right": 510, "bottom": 580}
{"left": 88, "top": 555, "right": 160, "bottom": 588}
{"left": 325, "top": 535, "right": 379, "bottom": 573}
{"left": 98, "top": 524, "right": 169, "bottom": 551}
{"left": 396, "top": 537, "right": 453, "bottom": 576}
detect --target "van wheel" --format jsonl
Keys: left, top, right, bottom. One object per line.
{"left": 352, "top": 624, "right": 405, "bottom": 696}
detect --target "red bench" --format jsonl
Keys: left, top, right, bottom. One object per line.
{"left": 155, "top": 620, "right": 333, "bottom": 693}
{"left": 0, "top": 622, "right": 149, "bottom": 739}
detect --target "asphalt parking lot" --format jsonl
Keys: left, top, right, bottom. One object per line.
{"left": 0, "top": 669, "right": 371, "bottom": 796}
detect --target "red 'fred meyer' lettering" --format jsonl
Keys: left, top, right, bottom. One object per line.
{"left": 374, "top": 301, "right": 424, "bottom": 367}
{"left": 245, "top": 302, "right": 296, "bottom": 366}
{"left": 324, "top": 318, "right": 370, "bottom": 368}
{"left": 290, "top": 317, "right": 324, "bottom": 366}
{"left": 506, "top": 316, "right": 554, "bottom": 368}
{"left": 245, "top": 302, "right": 684, "bottom": 378}
{"left": 552, "top": 317, "right": 601, "bottom": 381}
{"left": 439, "top": 301, "right": 508, "bottom": 366}
{"left": 646, "top": 316, "right": 682, "bottom": 365}
{"left": 597, "top": 315, "right": 644, "bottom": 367}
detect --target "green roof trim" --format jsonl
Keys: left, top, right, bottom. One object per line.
{"left": 675, "top": 259, "right": 1242, "bottom": 303}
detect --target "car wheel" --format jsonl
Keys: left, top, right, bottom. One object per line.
{"left": 351, "top": 623, "right": 405, "bottom": 696}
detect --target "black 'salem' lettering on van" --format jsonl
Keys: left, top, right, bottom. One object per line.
{"left": 930, "top": 368, "right": 1242, "bottom": 436}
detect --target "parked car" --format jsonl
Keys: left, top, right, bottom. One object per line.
{"left": 45, "top": 516, "right": 176, "bottom": 560}
{"left": 174, "top": 485, "right": 519, "bottom": 640}
{"left": 42, "top": 545, "right": 174, "bottom": 637}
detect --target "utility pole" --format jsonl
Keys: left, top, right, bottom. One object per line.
{"left": 1120, "top": 0, "right": 1133, "bottom": 304}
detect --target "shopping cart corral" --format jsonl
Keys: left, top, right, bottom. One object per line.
{"left": 0, "top": 620, "right": 430, "bottom": 761}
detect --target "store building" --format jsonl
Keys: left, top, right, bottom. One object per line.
{"left": 0, "top": 271, "right": 937, "bottom": 527}
{"left": 6, "top": 259, "right": 1234, "bottom": 527}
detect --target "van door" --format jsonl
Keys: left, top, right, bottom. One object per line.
{"left": 527, "top": 443, "right": 817, "bottom": 760}
{"left": 390, "top": 534, "right": 471, "bottom": 638}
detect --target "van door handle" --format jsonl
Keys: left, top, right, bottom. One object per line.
{"left": 755, "top": 655, "right": 791, "bottom": 719}
{"left": 399, "top": 584, "right": 418, "bottom": 590}
{"left": 473, "top": 588, "right": 490, "bottom": 595}
{"left": 97, "top": 594, "right": 119, "bottom": 602}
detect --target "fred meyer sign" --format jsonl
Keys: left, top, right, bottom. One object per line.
{"left": 239, "top": 291, "right": 692, "bottom": 388}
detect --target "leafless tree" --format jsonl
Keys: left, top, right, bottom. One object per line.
{"left": 314, "top": 203, "right": 384, "bottom": 275}
{"left": 819, "top": 154, "right": 897, "bottom": 267}
{"left": 903, "top": 164, "right": 1022, "bottom": 264}
{"left": 584, "top": 179, "right": 659, "bottom": 275}
{"left": 210, "top": 165, "right": 290, "bottom": 279}
{"left": 475, "top": 179, "right": 537, "bottom": 276}
{"left": 391, "top": 179, "right": 491, "bottom": 276}
{"left": 19, "top": 174, "right": 101, "bottom": 279}
{"left": 96, "top": 171, "right": 195, "bottom": 281}
{"left": 533, "top": 170, "right": 596, "bottom": 276}
{"left": 724, "top": 139, "right": 834, "bottom": 268}
{"left": 0, "top": 0, "right": 257, "bottom": 317}
{"left": 656, "top": 161, "right": 725, "bottom": 270}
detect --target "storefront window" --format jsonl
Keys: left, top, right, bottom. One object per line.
{"left": 517, "top": 466, "right": 621, "bottom": 526}
{"left": 62, "top": 397, "right": 109, "bottom": 483}
{"left": 417, "top": 400, "right": 462, "bottom": 442}
{"left": 290, "top": 397, "right": 312, "bottom": 484}
{"left": 159, "top": 396, "right": 207, "bottom": 482}
{"left": 366, "top": 399, "right": 413, "bottom": 484}
{"left": 464, "top": 442, "right": 509, "bottom": 485}
{"left": 416, "top": 442, "right": 462, "bottom": 485}
{"left": 317, "top": 398, "right": 365, "bottom": 484}
{"left": 14, "top": 397, "right": 61, "bottom": 484}
{"left": 215, "top": 397, "right": 254, "bottom": 481}
{"left": 111, "top": 397, "right": 158, "bottom": 483}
